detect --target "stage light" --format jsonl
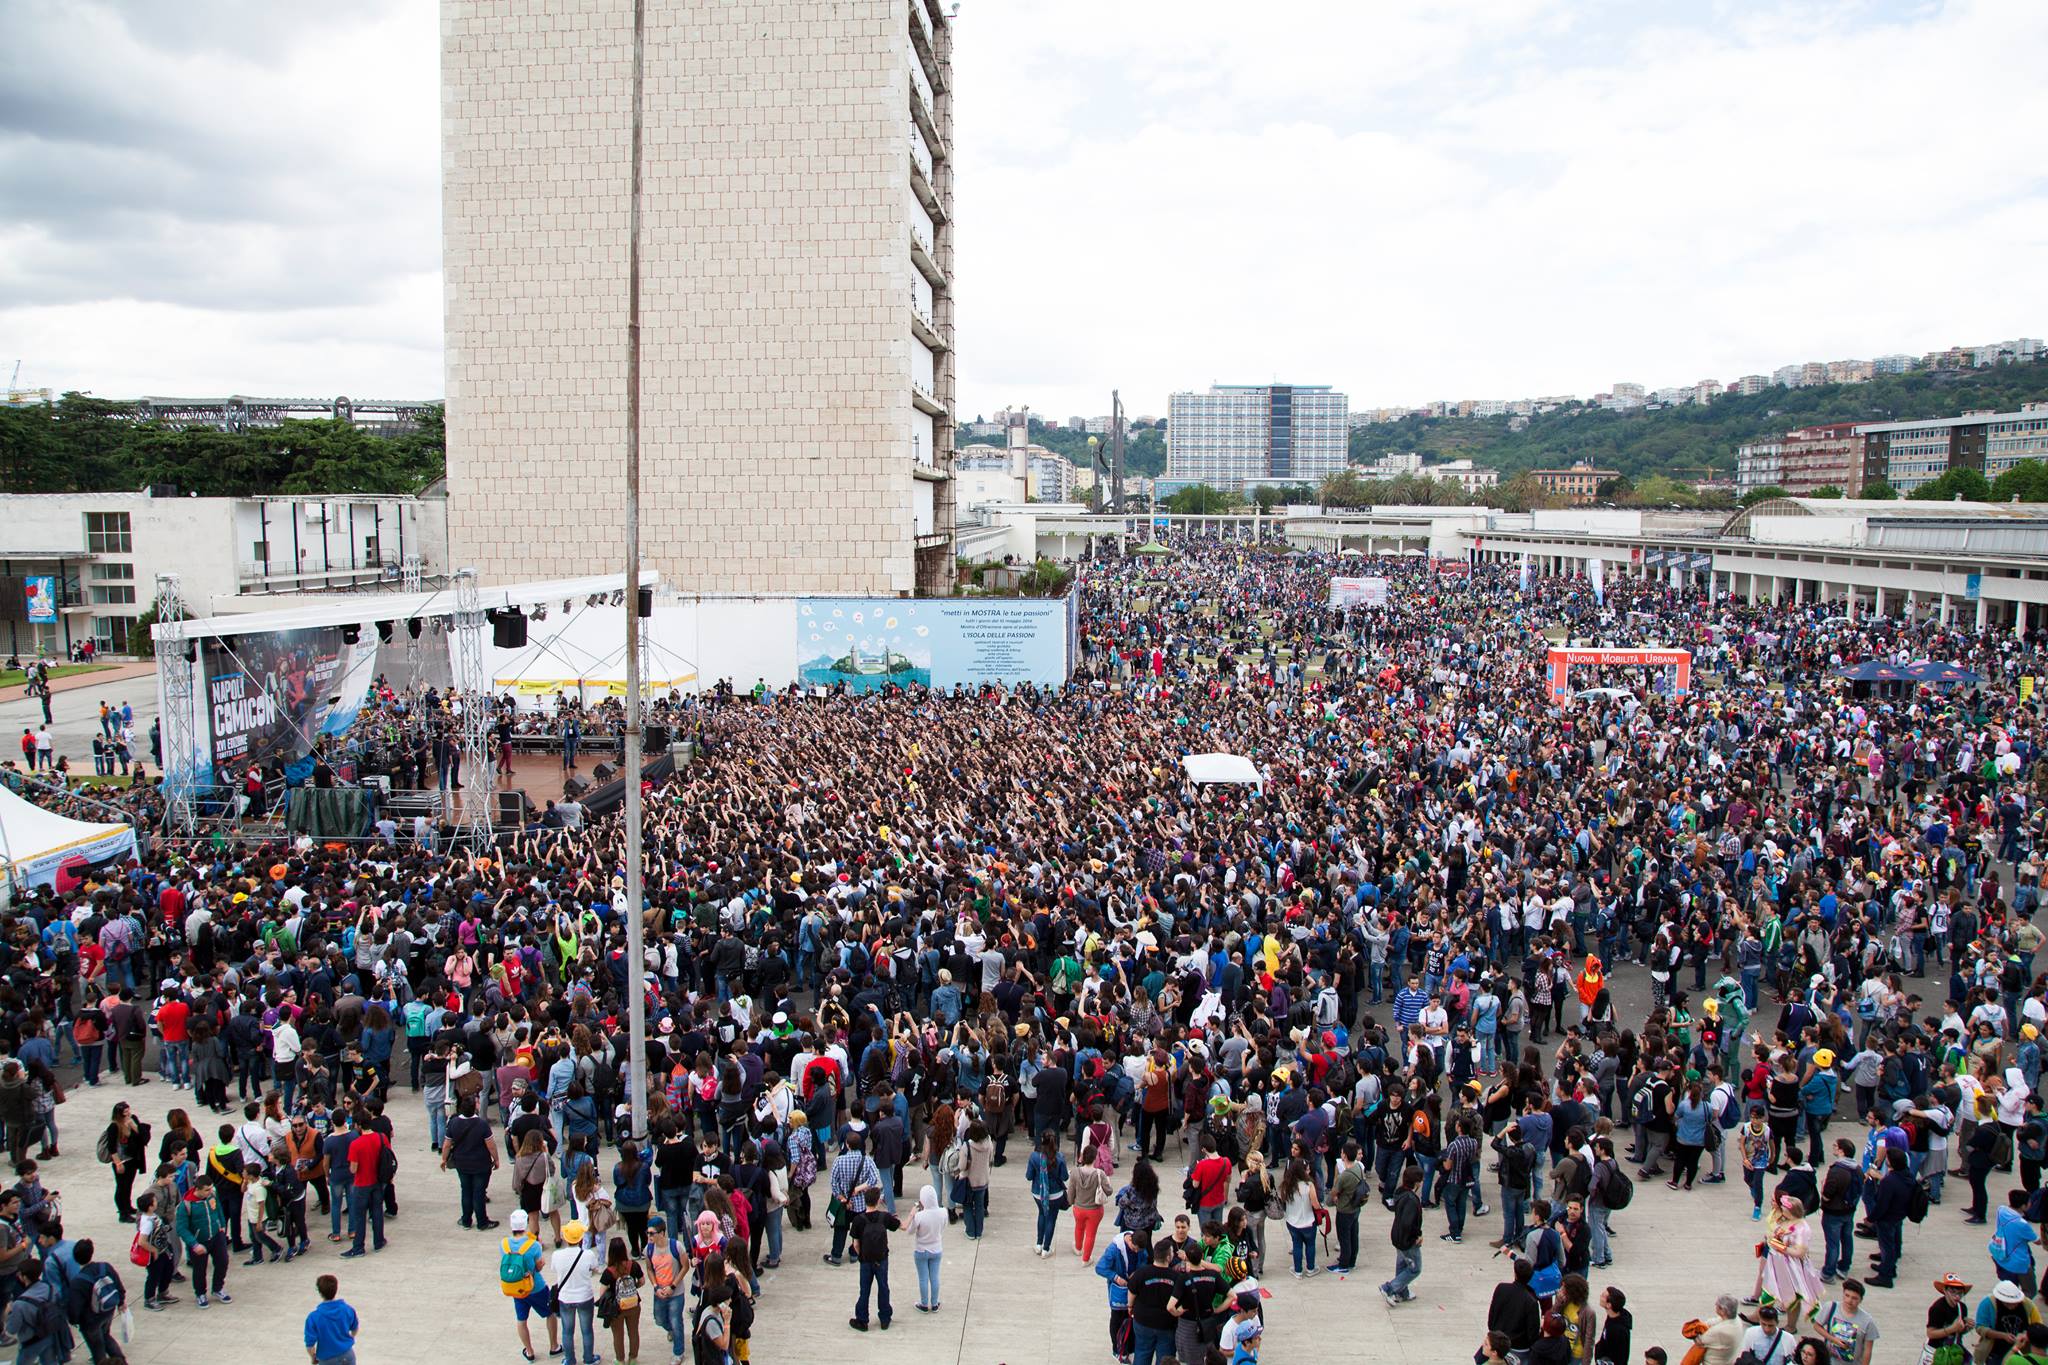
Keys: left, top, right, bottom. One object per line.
{"left": 531, "top": 605, "right": 547, "bottom": 622}
{"left": 611, "top": 590, "right": 625, "bottom": 607}
{"left": 341, "top": 623, "right": 360, "bottom": 644}
{"left": 407, "top": 618, "right": 422, "bottom": 640}
{"left": 563, "top": 599, "right": 573, "bottom": 613}
{"left": 376, "top": 620, "right": 394, "bottom": 643}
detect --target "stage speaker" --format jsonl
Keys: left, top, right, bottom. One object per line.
{"left": 637, "top": 586, "right": 653, "bottom": 618}
{"left": 562, "top": 775, "right": 591, "bottom": 798}
{"left": 497, "top": 791, "right": 528, "bottom": 824}
{"left": 340, "top": 623, "right": 360, "bottom": 644}
{"left": 376, "top": 620, "right": 394, "bottom": 643}
{"left": 592, "top": 761, "right": 618, "bottom": 783}
{"left": 645, "top": 724, "right": 669, "bottom": 750}
{"left": 490, "top": 610, "right": 528, "bottom": 649}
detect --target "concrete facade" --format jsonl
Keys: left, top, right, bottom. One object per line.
{"left": 0, "top": 492, "right": 447, "bottom": 656}
{"left": 441, "top": 0, "right": 957, "bottom": 597}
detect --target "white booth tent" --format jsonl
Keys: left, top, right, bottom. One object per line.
{"left": 0, "top": 784, "right": 138, "bottom": 891}
{"left": 1181, "top": 752, "right": 1263, "bottom": 788}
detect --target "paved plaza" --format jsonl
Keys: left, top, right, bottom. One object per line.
{"left": 39, "top": 969, "right": 2014, "bottom": 1365}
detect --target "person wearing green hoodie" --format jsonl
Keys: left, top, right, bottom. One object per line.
{"left": 174, "top": 1171, "right": 231, "bottom": 1307}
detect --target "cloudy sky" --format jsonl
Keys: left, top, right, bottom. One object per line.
{"left": 4, "top": 0, "right": 2045, "bottom": 419}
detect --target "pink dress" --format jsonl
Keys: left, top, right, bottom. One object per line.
{"left": 1761, "top": 1215, "right": 1823, "bottom": 1310}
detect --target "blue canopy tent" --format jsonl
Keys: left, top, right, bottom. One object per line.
{"left": 1900, "top": 661, "right": 1981, "bottom": 686}
{"left": 1829, "top": 661, "right": 1910, "bottom": 683}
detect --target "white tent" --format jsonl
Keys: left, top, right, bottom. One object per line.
{"left": 489, "top": 604, "right": 698, "bottom": 708}
{"left": 0, "top": 784, "right": 138, "bottom": 891}
{"left": 1181, "top": 752, "right": 1263, "bottom": 788}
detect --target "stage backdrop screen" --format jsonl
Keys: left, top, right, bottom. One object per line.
{"left": 202, "top": 627, "right": 377, "bottom": 778}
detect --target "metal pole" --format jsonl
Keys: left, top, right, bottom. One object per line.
{"left": 622, "top": 0, "right": 650, "bottom": 1144}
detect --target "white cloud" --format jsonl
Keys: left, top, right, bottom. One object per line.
{"left": 4, "top": 0, "right": 2043, "bottom": 426}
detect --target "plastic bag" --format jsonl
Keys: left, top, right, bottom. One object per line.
{"left": 119, "top": 1307, "right": 134, "bottom": 1343}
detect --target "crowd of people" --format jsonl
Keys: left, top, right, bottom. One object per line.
{"left": 0, "top": 542, "right": 2045, "bottom": 1364}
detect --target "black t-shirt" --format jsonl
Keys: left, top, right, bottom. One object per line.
{"left": 446, "top": 1114, "right": 495, "bottom": 1172}
{"left": 1128, "top": 1262, "right": 1180, "bottom": 1332}
{"left": 507, "top": 1112, "right": 553, "bottom": 1158}
{"left": 1175, "top": 1263, "right": 1226, "bottom": 1322}
{"left": 1927, "top": 1295, "right": 1965, "bottom": 1343}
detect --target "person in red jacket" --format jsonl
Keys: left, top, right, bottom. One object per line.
{"left": 341, "top": 1118, "right": 390, "bottom": 1258}
{"left": 156, "top": 987, "right": 191, "bottom": 1090}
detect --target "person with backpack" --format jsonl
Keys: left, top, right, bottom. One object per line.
{"left": 1818, "top": 1137, "right": 1864, "bottom": 1284}
{"left": 98, "top": 1103, "right": 150, "bottom": 1225}
{"left": 644, "top": 1211, "right": 687, "bottom": 1361}
{"left": 4, "top": 1255, "right": 71, "bottom": 1365}
{"left": 63, "top": 1239, "right": 127, "bottom": 1365}
{"left": 340, "top": 1113, "right": 393, "bottom": 1258}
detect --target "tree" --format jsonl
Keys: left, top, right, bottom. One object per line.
{"left": 1858, "top": 478, "right": 1898, "bottom": 500}
{"left": 1595, "top": 476, "right": 1633, "bottom": 500}
{"left": 1318, "top": 470, "right": 1373, "bottom": 509}
{"left": 1991, "top": 460, "right": 2048, "bottom": 502}
{"left": 1163, "top": 483, "right": 1238, "bottom": 515}
{"left": 1739, "top": 485, "right": 1787, "bottom": 507}
{"left": 1805, "top": 485, "right": 1844, "bottom": 499}
{"left": 1908, "top": 467, "right": 1991, "bottom": 502}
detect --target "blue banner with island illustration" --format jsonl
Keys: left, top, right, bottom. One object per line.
{"left": 797, "top": 596, "right": 1071, "bottom": 692}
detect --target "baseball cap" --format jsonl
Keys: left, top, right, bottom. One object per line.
{"left": 510, "top": 1210, "right": 528, "bottom": 1232}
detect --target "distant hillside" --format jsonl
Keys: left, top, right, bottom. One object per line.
{"left": 959, "top": 420, "right": 1167, "bottom": 477}
{"left": 1350, "top": 364, "right": 2048, "bottom": 482}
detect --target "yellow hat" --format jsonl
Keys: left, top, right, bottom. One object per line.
{"left": 560, "top": 1221, "right": 587, "bottom": 1245}
{"left": 1813, "top": 1049, "right": 1836, "bottom": 1069}
{"left": 2025, "top": 1024, "right": 2040, "bottom": 1041}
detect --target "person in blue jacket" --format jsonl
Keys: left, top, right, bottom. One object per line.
{"left": 1800, "top": 1052, "right": 1841, "bottom": 1166}
{"left": 1094, "top": 1226, "right": 1145, "bottom": 1364}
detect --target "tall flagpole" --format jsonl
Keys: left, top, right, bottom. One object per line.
{"left": 622, "top": 0, "right": 650, "bottom": 1143}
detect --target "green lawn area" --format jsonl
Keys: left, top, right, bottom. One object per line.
{"left": 0, "top": 663, "right": 114, "bottom": 688}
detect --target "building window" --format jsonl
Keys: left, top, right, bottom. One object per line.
{"left": 91, "top": 616, "right": 130, "bottom": 654}
{"left": 89, "top": 584, "right": 137, "bottom": 605}
{"left": 84, "top": 511, "right": 132, "bottom": 554}
{"left": 89, "top": 562, "right": 134, "bottom": 582}
{"left": 252, "top": 541, "right": 271, "bottom": 564}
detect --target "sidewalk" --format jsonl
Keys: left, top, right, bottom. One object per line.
{"left": 0, "top": 659, "right": 155, "bottom": 705}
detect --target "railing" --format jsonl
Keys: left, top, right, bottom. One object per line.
{"left": 910, "top": 120, "right": 934, "bottom": 183}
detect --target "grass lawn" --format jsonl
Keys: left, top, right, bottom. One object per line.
{"left": 0, "top": 662, "right": 115, "bottom": 688}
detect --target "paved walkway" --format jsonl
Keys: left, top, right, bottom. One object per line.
{"left": 30, "top": 970, "right": 2017, "bottom": 1364}
{"left": 0, "top": 666, "right": 157, "bottom": 777}
{"left": 0, "top": 659, "right": 154, "bottom": 705}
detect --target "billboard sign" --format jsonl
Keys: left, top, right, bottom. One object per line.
{"left": 796, "top": 597, "right": 1070, "bottom": 693}
{"left": 1328, "top": 576, "right": 1388, "bottom": 608}
{"left": 24, "top": 576, "right": 56, "bottom": 624}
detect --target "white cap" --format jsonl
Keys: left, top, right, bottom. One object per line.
{"left": 509, "top": 1210, "right": 528, "bottom": 1232}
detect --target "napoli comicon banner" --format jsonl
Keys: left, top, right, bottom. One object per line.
{"left": 198, "top": 627, "right": 379, "bottom": 783}
{"left": 795, "top": 597, "right": 1071, "bottom": 694}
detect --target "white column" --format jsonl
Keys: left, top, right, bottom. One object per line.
{"left": 1939, "top": 592, "right": 1951, "bottom": 624}
{"left": 1794, "top": 577, "right": 1806, "bottom": 605}
{"left": 2017, "top": 601, "right": 2029, "bottom": 639}
{"left": 1747, "top": 574, "right": 1758, "bottom": 606}
{"left": 1874, "top": 586, "right": 1886, "bottom": 617}
{"left": 1977, "top": 596, "right": 1990, "bottom": 632}
{"left": 1770, "top": 576, "right": 1783, "bottom": 606}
